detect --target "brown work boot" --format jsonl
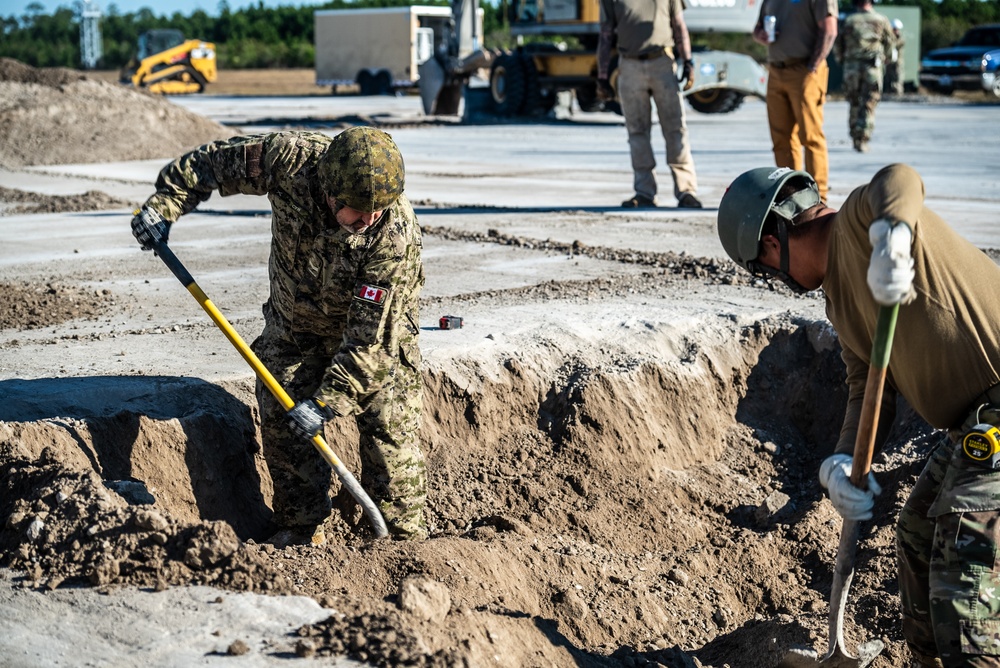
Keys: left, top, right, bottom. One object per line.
{"left": 621, "top": 194, "right": 657, "bottom": 208}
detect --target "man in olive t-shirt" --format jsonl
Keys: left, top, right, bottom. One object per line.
{"left": 717, "top": 163, "right": 1000, "bottom": 666}
{"left": 597, "top": 0, "right": 702, "bottom": 210}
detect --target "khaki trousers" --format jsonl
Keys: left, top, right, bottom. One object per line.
{"left": 765, "top": 61, "right": 830, "bottom": 200}
{"left": 617, "top": 55, "right": 698, "bottom": 202}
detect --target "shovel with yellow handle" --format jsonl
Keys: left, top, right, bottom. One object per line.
{"left": 132, "top": 208, "right": 389, "bottom": 539}
{"left": 780, "top": 304, "right": 898, "bottom": 668}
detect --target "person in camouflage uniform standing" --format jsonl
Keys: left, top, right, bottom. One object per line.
{"left": 717, "top": 163, "right": 1000, "bottom": 666}
{"left": 885, "top": 18, "right": 906, "bottom": 97}
{"left": 834, "top": 0, "right": 894, "bottom": 153}
{"left": 131, "top": 127, "right": 428, "bottom": 544}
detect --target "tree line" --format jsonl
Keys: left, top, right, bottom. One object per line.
{"left": 1, "top": 0, "right": 997, "bottom": 71}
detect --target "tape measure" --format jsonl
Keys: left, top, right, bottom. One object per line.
{"left": 962, "top": 423, "right": 1000, "bottom": 468}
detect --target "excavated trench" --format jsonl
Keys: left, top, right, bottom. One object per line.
{"left": 0, "top": 315, "right": 927, "bottom": 667}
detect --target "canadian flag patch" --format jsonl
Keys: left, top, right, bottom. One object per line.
{"left": 356, "top": 284, "right": 388, "bottom": 305}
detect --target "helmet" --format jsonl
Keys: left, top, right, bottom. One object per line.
{"left": 891, "top": 18, "right": 903, "bottom": 30}
{"left": 319, "top": 126, "right": 404, "bottom": 212}
{"left": 717, "top": 167, "right": 820, "bottom": 273}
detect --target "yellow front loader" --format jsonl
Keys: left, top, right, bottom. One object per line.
{"left": 120, "top": 29, "right": 217, "bottom": 95}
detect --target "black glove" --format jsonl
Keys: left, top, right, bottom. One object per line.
{"left": 286, "top": 398, "right": 333, "bottom": 441}
{"left": 679, "top": 59, "right": 695, "bottom": 92}
{"left": 131, "top": 207, "right": 171, "bottom": 251}
{"left": 596, "top": 78, "right": 614, "bottom": 102}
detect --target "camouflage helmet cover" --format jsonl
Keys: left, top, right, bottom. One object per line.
{"left": 320, "top": 126, "right": 405, "bottom": 212}
{"left": 716, "top": 167, "right": 819, "bottom": 272}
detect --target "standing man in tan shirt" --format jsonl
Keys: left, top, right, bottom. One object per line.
{"left": 717, "top": 163, "right": 1000, "bottom": 666}
{"left": 753, "top": 0, "right": 838, "bottom": 200}
{"left": 597, "top": 0, "right": 702, "bottom": 210}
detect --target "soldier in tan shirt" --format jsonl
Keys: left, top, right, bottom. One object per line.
{"left": 131, "top": 127, "right": 427, "bottom": 545}
{"left": 717, "top": 164, "right": 1000, "bottom": 665}
{"left": 597, "top": 0, "right": 702, "bottom": 209}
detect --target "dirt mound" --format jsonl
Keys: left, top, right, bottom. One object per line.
{"left": 0, "top": 59, "right": 234, "bottom": 169}
{"left": 0, "top": 281, "right": 113, "bottom": 330}
{"left": 0, "top": 315, "right": 933, "bottom": 667}
{"left": 0, "top": 185, "right": 136, "bottom": 215}
{"left": 0, "top": 58, "right": 86, "bottom": 87}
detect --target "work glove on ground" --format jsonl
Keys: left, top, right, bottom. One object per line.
{"left": 867, "top": 219, "right": 914, "bottom": 306}
{"left": 131, "top": 206, "right": 171, "bottom": 251}
{"left": 819, "top": 453, "right": 883, "bottom": 521}
{"left": 596, "top": 78, "right": 614, "bottom": 102}
{"left": 679, "top": 59, "right": 695, "bottom": 91}
{"left": 286, "top": 398, "right": 334, "bottom": 441}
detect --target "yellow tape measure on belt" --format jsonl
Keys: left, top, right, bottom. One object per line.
{"left": 962, "top": 423, "right": 1000, "bottom": 467}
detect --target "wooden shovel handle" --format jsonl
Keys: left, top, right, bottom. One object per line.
{"left": 851, "top": 305, "right": 899, "bottom": 488}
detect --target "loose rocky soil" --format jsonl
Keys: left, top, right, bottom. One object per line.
{"left": 0, "top": 59, "right": 944, "bottom": 667}
{"left": 0, "top": 58, "right": 233, "bottom": 169}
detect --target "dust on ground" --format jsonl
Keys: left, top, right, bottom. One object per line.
{"left": 0, "top": 281, "right": 112, "bottom": 331}
{"left": 0, "top": 58, "right": 938, "bottom": 668}
{"left": 0, "top": 185, "right": 136, "bottom": 215}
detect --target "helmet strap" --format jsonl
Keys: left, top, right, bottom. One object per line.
{"left": 747, "top": 218, "right": 811, "bottom": 295}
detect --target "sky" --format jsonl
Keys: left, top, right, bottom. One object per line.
{"left": 0, "top": 0, "right": 330, "bottom": 18}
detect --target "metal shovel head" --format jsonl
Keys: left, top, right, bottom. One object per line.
{"left": 777, "top": 639, "right": 884, "bottom": 668}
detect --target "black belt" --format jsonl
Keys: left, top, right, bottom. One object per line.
{"left": 950, "top": 383, "right": 1000, "bottom": 438}
{"left": 623, "top": 47, "right": 669, "bottom": 61}
{"left": 770, "top": 58, "right": 808, "bottom": 69}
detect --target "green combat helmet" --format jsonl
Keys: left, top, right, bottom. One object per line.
{"left": 717, "top": 167, "right": 820, "bottom": 292}
{"left": 320, "top": 127, "right": 405, "bottom": 213}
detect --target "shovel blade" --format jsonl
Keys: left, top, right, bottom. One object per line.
{"left": 777, "top": 640, "right": 884, "bottom": 668}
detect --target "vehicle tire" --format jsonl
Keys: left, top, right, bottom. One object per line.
{"left": 575, "top": 84, "right": 602, "bottom": 112}
{"left": 357, "top": 69, "right": 374, "bottom": 96}
{"left": 990, "top": 76, "right": 1000, "bottom": 98}
{"left": 490, "top": 53, "right": 526, "bottom": 116}
{"left": 686, "top": 88, "right": 745, "bottom": 114}
{"left": 576, "top": 76, "right": 621, "bottom": 114}
{"left": 119, "top": 66, "right": 136, "bottom": 85}
{"left": 520, "top": 54, "right": 555, "bottom": 116}
{"left": 374, "top": 69, "right": 393, "bottom": 96}
{"left": 605, "top": 60, "right": 622, "bottom": 115}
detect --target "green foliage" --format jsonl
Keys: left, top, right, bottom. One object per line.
{"left": 920, "top": 15, "right": 974, "bottom": 52}
{"left": 4, "top": 0, "right": 996, "bottom": 69}
{"left": 0, "top": 0, "right": 446, "bottom": 69}
{"left": 871, "top": 0, "right": 1000, "bottom": 54}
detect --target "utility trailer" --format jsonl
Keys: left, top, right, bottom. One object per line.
{"left": 314, "top": 6, "right": 482, "bottom": 95}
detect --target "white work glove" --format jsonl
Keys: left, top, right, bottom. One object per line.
{"left": 819, "top": 453, "right": 883, "bottom": 521}
{"left": 867, "top": 219, "right": 915, "bottom": 306}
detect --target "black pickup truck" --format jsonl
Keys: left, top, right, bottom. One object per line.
{"left": 919, "top": 24, "right": 1000, "bottom": 97}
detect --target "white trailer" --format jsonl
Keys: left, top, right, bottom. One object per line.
{"left": 314, "top": 5, "right": 480, "bottom": 95}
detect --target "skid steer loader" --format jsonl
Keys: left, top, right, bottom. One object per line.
{"left": 120, "top": 29, "right": 217, "bottom": 95}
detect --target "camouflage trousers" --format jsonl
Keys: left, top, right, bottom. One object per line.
{"left": 842, "top": 62, "right": 884, "bottom": 143}
{"left": 885, "top": 62, "right": 904, "bottom": 96}
{"left": 251, "top": 324, "right": 427, "bottom": 540}
{"left": 897, "top": 421, "right": 1000, "bottom": 666}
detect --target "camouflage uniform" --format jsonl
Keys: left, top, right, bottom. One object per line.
{"left": 885, "top": 29, "right": 905, "bottom": 96}
{"left": 834, "top": 7, "right": 894, "bottom": 150}
{"left": 898, "top": 395, "right": 1000, "bottom": 667}
{"left": 143, "top": 131, "right": 427, "bottom": 539}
